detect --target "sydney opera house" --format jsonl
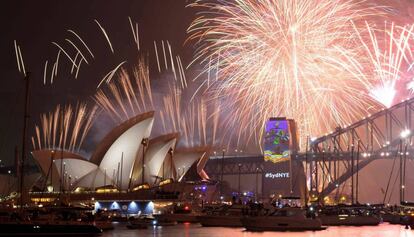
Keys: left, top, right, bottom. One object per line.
{"left": 17, "top": 111, "right": 215, "bottom": 213}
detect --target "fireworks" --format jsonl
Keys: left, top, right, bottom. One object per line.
{"left": 187, "top": 0, "right": 392, "bottom": 147}
{"left": 407, "top": 79, "right": 414, "bottom": 94}
{"left": 32, "top": 15, "right": 215, "bottom": 151}
{"left": 354, "top": 22, "right": 414, "bottom": 108}
{"left": 13, "top": 40, "right": 26, "bottom": 75}
{"left": 369, "top": 81, "right": 397, "bottom": 108}
{"left": 23, "top": 2, "right": 414, "bottom": 153}
{"left": 94, "top": 59, "right": 153, "bottom": 123}
{"left": 44, "top": 20, "right": 113, "bottom": 84}
{"left": 94, "top": 19, "right": 115, "bottom": 54}
{"left": 31, "top": 103, "right": 98, "bottom": 152}
{"left": 159, "top": 85, "right": 221, "bottom": 147}
{"left": 93, "top": 55, "right": 220, "bottom": 148}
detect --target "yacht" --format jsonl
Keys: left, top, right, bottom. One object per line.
{"left": 0, "top": 222, "right": 102, "bottom": 236}
{"left": 241, "top": 207, "right": 326, "bottom": 231}
{"left": 157, "top": 203, "right": 201, "bottom": 223}
{"left": 381, "top": 204, "right": 413, "bottom": 225}
{"left": 198, "top": 204, "right": 246, "bottom": 227}
{"left": 319, "top": 206, "right": 380, "bottom": 226}
{"left": 159, "top": 212, "right": 200, "bottom": 223}
{"left": 0, "top": 209, "right": 102, "bottom": 236}
{"left": 126, "top": 214, "right": 177, "bottom": 229}
{"left": 93, "top": 220, "right": 114, "bottom": 231}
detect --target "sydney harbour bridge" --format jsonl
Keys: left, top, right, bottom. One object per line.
{"left": 205, "top": 97, "right": 414, "bottom": 204}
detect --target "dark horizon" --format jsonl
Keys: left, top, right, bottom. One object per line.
{"left": 0, "top": 0, "right": 196, "bottom": 165}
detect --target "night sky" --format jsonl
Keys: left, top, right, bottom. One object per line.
{"left": 0, "top": 0, "right": 196, "bottom": 165}
{"left": 3, "top": 0, "right": 414, "bottom": 167}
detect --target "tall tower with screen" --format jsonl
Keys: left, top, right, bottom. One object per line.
{"left": 262, "top": 118, "right": 304, "bottom": 198}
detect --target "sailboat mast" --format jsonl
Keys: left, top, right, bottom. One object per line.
{"left": 403, "top": 143, "right": 408, "bottom": 202}
{"left": 356, "top": 140, "right": 360, "bottom": 204}
{"left": 351, "top": 143, "right": 354, "bottom": 205}
{"left": 304, "top": 137, "right": 308, "bottom": 206}
{"left": 60, "top": 107, "right": 65, "bottom": 194}
{"left": 20, "top": 72, "right": 30, "bottom": 209}
{"left": 399, "top": 140, "right": 402, "bottom": 204}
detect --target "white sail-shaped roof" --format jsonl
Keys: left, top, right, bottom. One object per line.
{"left": 143, "top": 134, "right": 178, "bottom": 185}
{"left": 196, "top": 151, "right": 209, "bottom": 174}
{"left": 75, "top": 168, "right": 115, "bottom": 189}
{"left": 90, "top": 112, "right": 154, "bottom": 190}
{"left": 174, "top": 149, "right": 206, "bottom": 176}
{"left": 174, "top": 147, "right": 210, "bottom": 181}
{"left": 53, "top": 159, "right": 99, "bottom": 189}
{"left": 31, "top": 150, "right": 86, "bottom": 190}
{"left": 197, "top": 151, "right": 210, "bottom": 180}
{"left": 97, "top": 117, "right": 153, "bottom": 189}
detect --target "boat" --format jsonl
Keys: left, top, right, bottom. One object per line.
{"left": 154, "top": 214, "right": 178, "bottom": 226}
{"left": 381, "top": 211, "right": 409, "bottom": 224}
{"left": 198, "top": 204, "right": 246, "bottom": 227}
{"left": 241, "top": 207, "right": 326, "bottom": 231}
{"left": 0, "top": 222, "right": 102, "bottom": 236}
{"left": 94, "top": 220, "right": 114, "bottom": 231}
{"left": 126, "top": 219, "right": 148, "bottom": 229}
{"left": 0, "top": 210, "right": 102, "bottom": 236}
{"left": 157, "top": 203, "right": 201, "bottom": 223}
{"left": 0, "top": 205, "right": 103, "bottom": 236}
{"left": 126, "top": 214, "right": 177, "bottom": 229}
{"left": 93, "top": 211, "right": 114, "bottom": 230}
{"left": 126, "top": 215, "right": 153, "bottom": 229}
{"left": 382, "top": 204, "right": 414, "bottom": 225}
{"left": 319, "top": 206, "right": 380, "bottom": 226}
{"left": 158, "top": 213, "right": 200, "bottom": 223}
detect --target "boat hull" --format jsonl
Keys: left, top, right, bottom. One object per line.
{"left": 198, "top": 215, "right": 242, "bottom": 227}
{"left": 0, "top": 223, "right": 102, "bottom": 236}
{"left": 382, "top": 214, "right": 410, "bottom": 225}
{"left": 159, "top": 213, "right": 200, "bottom": 223}
{"left": 126, "top": 222, "right": 148, "bottom": 229}
{"left": 319, "top": 215, "right": 380, "bottom": 226}
{"left": 94, "top": 221, "right": 113, "bottom": 230}
{"left": 241, "top": 216, "right": 326, "bottom": 232}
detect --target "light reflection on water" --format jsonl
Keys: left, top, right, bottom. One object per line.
{"left": 102, "top": 223, "right": 414, "bottom": 237}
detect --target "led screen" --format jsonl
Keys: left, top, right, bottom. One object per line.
{"left": 263, "top": 119, "right": 291, "bottom": 163}
{"left": 262, "top": 118, "right": 304, "bottom": 197}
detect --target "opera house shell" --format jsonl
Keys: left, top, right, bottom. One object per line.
{"left": 31, "top": 111, "right": 211, "bottom": 192}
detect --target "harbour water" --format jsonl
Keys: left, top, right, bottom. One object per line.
{"left": 103, "top": 223, "right": 414, "bottom": 237}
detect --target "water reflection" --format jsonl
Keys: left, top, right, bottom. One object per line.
{"left": 103, "top": 223, "right": 414, "bottom": 237}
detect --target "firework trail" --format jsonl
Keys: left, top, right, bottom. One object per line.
{"left": 187, "top": 0, "right": 387, "bottom": 148}
{"left": 13, "top": 40, "right": 26, "bottom": 75}
{"left": 354, "top": 22, "right": 414, "bottom": 108}
{"left": 67, "top": 29, "right": 95, "bottom": 59}
{"left": 407, "top": 80, "right": 414, "bottom": 93}
{"left": 94, "top": 19, "right": 114, "bottom": 54}
{"left": 128, "top": 17, "right": 140, "bottom": 51}
{"left": 34, "top": 16, "right": 216, "bottom": 150}
{"left": 94, "top": 59, "right": 153, "bottom": 122}
{"left": 94, "top": 53, "right": 220, "bottom": 147}
{"left": 97, "top": 61, "right": 127, "bottom": 88}
{"left": 159, "top": 84, "right": 220, "bottom": 147}
{"left": 44, "top": 22, "right": 106, "bottom": 84}
{"left": 369, "top": 81, "right": 396, "bottom": 108}
{"left": 48, "top": 35, "right": 91, "bottom": 83}
{"left": 32, "top": 103, "right": 98, "bottom": 152}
